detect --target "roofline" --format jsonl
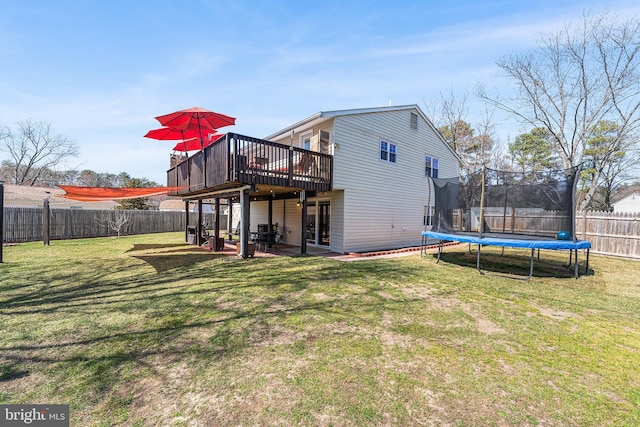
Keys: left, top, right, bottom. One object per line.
{"left": 264, "top": 104, "right": 462, "bottom": 165}
{"left": 264, "top": 105, "right": 420, "bottom": 141}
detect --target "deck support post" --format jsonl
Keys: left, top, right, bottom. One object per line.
{"left": 268, "top": 197, "right": 273, "bottom": 231}
{"left": 300, "top": 191, "right": 307, "bottom": 255}
{"left": 184, "top": 201, "right": 189, "bottom": 243}
{"left": 240, "top": 188, "right": 250, "bottom": 258}
{"left": 197, "top": 199, "right": 204, "bottom": 246}
{"left": 214, "top": 198, "right": 221, "bottom": 250}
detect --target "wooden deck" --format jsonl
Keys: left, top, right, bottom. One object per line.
{"left": 166, "top": 132, "right": 333, "bottom": 197}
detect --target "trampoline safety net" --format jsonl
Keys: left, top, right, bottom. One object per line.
{"left": 430, "top": 167, "right": 578, "bottom": 240}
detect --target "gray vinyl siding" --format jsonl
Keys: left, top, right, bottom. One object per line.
{"left": 332, "top": 108, "right": 458, "bottom": 252}
{"left": 249, "top": 198, "right": 313, "bottom": 247}
{"left": 248, "top": 199, "right": 296, "bottom": 244}
{"left": 327, "top": 190, "right": 344, "bottom": 254}
{"left": 271, "top": 122, "right": 334, "bottom": 149}
{"left": 281, "top": 199, "right": 302, "bottom": 246}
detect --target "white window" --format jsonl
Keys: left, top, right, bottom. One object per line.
{"left": 425, "top": 156, "right": 439, "bottom": 178}
{"left": 424, "top": 205, "right": 435, "bottom": 227}
{"left": 380, "top": 141, "right": 397, "bottom": 163}
{"left": 300, "top": 132, "right": 312, "bottom": 150}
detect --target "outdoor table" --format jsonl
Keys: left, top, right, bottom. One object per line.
{"left": 251, "top": 231, "right": 277, "bottom": 252}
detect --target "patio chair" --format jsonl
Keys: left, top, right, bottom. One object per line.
{"left": 271, "top": 231, "right": 284, "bottom": 253}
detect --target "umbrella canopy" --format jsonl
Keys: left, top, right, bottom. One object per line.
{"left": 171, "top": 133, "right": 224, "bottom": 152}
{"left": 155, "top": 107, "right": 236, "bottom": 131}
{"left": 144, "top": 127, "right": 211, "bottom": 141}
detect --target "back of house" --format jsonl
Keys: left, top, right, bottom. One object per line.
{"left": 258, "top": 104, "right": 460, "bottom": 253}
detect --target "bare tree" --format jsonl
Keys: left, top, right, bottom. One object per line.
{"left": 480, "top": 11, "right": 640, "bottom": 209}
{"left": 426, "top": 89, "right": 499, "bottom": 175}
{"left": 0, "top": 119, "right": 79, "bottom": 186}
{"left": 580, "top": 120, "right": 638, "bottom": 210}
{"left": 96, "top": 210, "right": 132, "bottom": 237}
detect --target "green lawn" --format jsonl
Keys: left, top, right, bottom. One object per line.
{"left": 1, "top": 232, "right": 639, "bottom": 426}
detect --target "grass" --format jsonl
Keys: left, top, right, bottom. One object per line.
{"left": 1, "top": 232, "right": 639, "bottom": 426}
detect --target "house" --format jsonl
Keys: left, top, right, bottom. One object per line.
{"left": 612, "top": 192, "right": 640, "bottom": 213}
{"left": 166, "top": 104, "right": 460, "bottom": 256}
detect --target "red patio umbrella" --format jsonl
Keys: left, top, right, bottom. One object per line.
{"left": 171, "top": 133, "right": 224, "bottom": 152}
{"left": 155, "top": 107, "right": 236, "bottom": 149}
{"left": 144, "top": 126, "right": 214, "bottom": 154}
{"left": 144, "top": 127, "right": 210, "bottom": 141}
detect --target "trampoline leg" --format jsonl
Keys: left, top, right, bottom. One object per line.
{"left": 566, "top": 250, "right": 573, "bottom": 268}
{"left": 436, "top": 240, "right": 442, "bottom": 264}
{"left": 476, "top": 244, "right": 484, "bottom": 275}
{"left": 574, "top": 249, "right": 579, "bottom": 279}
{"left": 585, "top": 249, "right": 590, "bottom": 277}
{"left": 528, "top": 248, "right": 535, "bottom": 279}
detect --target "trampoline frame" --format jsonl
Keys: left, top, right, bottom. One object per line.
{"left": 421, "top": 230, "right": 591, "bottom": 280}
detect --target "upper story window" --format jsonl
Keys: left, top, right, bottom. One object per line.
{"left": 380, "top": 141, "right": 397, "bottom": 163}
{"left": 425, "top": 156, "right": 439, "bottom": 178}
{"left": 410, "top": 113, "right": 418, "bottom": 130}
{"left": 300, "top": 132, "right": 312, "bottom": 150}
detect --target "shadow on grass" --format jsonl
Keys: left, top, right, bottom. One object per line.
{"left": 132, "top": 250, "right": 228, "bottom": 272}
{"left": 432, "top": 250, "right": 589, "bottom": 279}
{"left": 0, "top": 363, "right": 29, "bottom": 382}
{"left": 126, "top": 243, "right": 188, "bottom": 253}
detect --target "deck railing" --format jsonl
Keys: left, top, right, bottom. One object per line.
{"left": 167, "top": 133, "right": 333, "bottom": 195}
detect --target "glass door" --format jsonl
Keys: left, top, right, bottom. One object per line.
{"left": 306, "top": 204, "right": 316, "bottom": 244}
{"left": 318, "top": 201, "right": 330, "bottom": 246}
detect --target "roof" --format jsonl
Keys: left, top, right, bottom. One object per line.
{"left": 263, "top": 104, "right": 462, "bottom": 165}
{"left": 2, "top": 184, "right": 119, "bottom": 209}
{"left": 159, "top": 199, "right": 188, "bottom": 211}
{"left": 611, "top": 184, "right": 640, "bottom": 203}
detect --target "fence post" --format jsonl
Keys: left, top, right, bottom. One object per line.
{"left": 43, "top": 195, "right": 50, "bottom": 246}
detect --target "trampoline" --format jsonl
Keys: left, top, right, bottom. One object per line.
{"left": 422, "top": 230, "right": 591, "bottom": 279}
{"left": 420, "top": 167, "right": 592, "bottom": 279}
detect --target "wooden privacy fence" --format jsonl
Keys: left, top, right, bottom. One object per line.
{"left": 452, "top": 208, "right": 569, "bottom": 238}
{"left": 2, "top": 207, "right": 226, "bottom": 243}
{"left": 576, "top": 210, "right": 640, "bottom": 259}
{"left": 449, "top": 208, "right": 638, "bottom": 259}
{"left": 3, "top": 207, "right": 638, "bottom": 258}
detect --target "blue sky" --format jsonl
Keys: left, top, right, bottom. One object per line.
{"left": 1, "top": 0, "right": 639, "bottom": 185}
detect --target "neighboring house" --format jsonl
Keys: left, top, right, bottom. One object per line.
{"left": 612, "top": 193, "right": 640, "bottom": 213}
{"left": 167, "top": 104, "right": 460, "bottom": 255}
{"left": 158, "top": 199, "right": 189, "bottom": 212}
{"left": 3, "top": 184, "right": 119, "bottom": 210}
